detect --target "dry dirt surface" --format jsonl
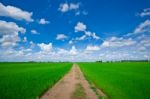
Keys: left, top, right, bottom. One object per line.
{"left": 40, "top": 64, "right": 106, "bottom": 99}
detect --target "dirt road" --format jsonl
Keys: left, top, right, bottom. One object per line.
{"left": 40, "top": 64, "right": 106, "bottom": 99}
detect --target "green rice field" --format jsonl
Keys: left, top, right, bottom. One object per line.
{"left": 0, "top": 62, "right": 150, "bottom": 99}
{"left": 0, "top": 62, "right": 72, "bottom": 99}
{"left": 79, "top": 62, "right": 150, "bottom": 99}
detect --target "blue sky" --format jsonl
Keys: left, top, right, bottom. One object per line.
{"left": 0, "top": 0, "right": 150, "bottom": 61}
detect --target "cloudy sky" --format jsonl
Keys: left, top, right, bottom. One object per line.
{"left": 0, "top": 0, "right": 150, "bottom": 62}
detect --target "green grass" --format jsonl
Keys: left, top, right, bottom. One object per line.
{"left": 0, "top": 62, "right": 72, "bottom": 99}
{"left": 78, "top": 62, "right": 150, "bottom": 99}
{"left": 72, "top": 84, "right": 86, "bottom": 99}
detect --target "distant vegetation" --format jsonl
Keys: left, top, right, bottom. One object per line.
{"left": 0, "top": 62, "right": 72, "bottom": 99}
{"left": 96, "top": 60, "right": 150, "bottom": 63}
{"left": 79, "top": 62, "right": 150, "bottom": 99}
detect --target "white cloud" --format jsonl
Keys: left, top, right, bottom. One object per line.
{"left": 85, "top": 31, "right": 92, "bottom": 36}
{"left": 31, "top": 29, "right": 39, "bottom": 34}
{"left": 139, "top": 8, "right": 150, "bottom": 17}
{"left": 138, "top": 46, "right": 146, "bottom": 51}
{"left": 57, "top": 48, "right": 68, "bottom": 55}
{"left": 0, "top": 38, "right": 150, "bottom": 62}
{"left": 23, "top": 37, "right": 27, "bottom": 42}
{"left": 75, "top": 22, "right": 87, "bottom": 32}
{"left": 0, "top": 20, "right": 26, "bottom": 36}
{"left": 58, "top": 2, "right": 87, "bottom": 16}
{"left": 75, "top": 31, "right": 100, "bottom": 41}
{"left": 38, "top": 43, "right": 52, "bottom": 52}
{"left": 101, "top": 41, "right": 109, "bottom": 47}
{"left": 58, "top": 3, "right": 79, "bottom": 13}
{"left": 23, "top": 48, "right": 32, "bottom": 52}
{"left": 56, "top": 34, "right": 68, "bottom": 40}
{"left": 1, "top": 16, "right": 150, "bottom": 62}
{"left": 92, "top": 32, "right": 100, "bottom": 40}
{"left": 125, "top": 20, "right": 150, "bottom": 37}
{"left": 74, "top": 22, "right": 100, "bottom": 42}
{"left": 75, "top": 35, "right": 86, "bottom": 41}
{"left": 85, "top": 31, "right": 100, "bottom": 39}
{"left": 86, "top": 45, "right": 100, "bottom": 51}
{"left": 0, "top": 35, "right": 19, "bottom": 48}
{"left": 29, "top": 41, "right": 35, "bottom": 49}
{"left": 58, "top": 3, "right": 69, "bottom": 12}
{"left": 139, "top": 36, "right": 150, "bottom": 47}
{"left": 39, "top": 18, "right": 49, "bottom": 24}
{"left": 70, "top": 3, "right": 79, "bottom": 10}
{"left": 0, "top": 3, "right": 33, "bottom": 22}
{"left": 69, "top": 46, "right": 78, "bottom": 55}
{"left": 101, "top": 37, "right": 136, "bottom": 47}
{"left": 56, "top": 46, "right": 78, "bottom": 56}
{"left": 134, "top": 20, "right": 150, "bottom": 34}
{"left": 0, "top": 20, "right": 26, "bottom": 48}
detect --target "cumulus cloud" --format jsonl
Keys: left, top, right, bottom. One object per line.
{"left": 86, "top": 45, "right": 100, "bottom": 51}
{"left": 101, "top": 37, "right": 136, "bottom": 47}
{"left": 101, "top": 41, "right": 109, "bottom": 47}
{"left": 75, "top": 35, "right": 86, "bottom": 41}
{"left": 91, "top": 32, "right": 100, "bottom": 40}
{"left": 38, "top": 43, "right": 53, "bottom": 52}
{"left": 0, "top": 20, "right": 26, "bottom": 48}
{"left": 0, "top": 3, "right": 33, "bottom": 22}
{"left": 0, "top": 20, "right": 26, "bottom": 36}
{"left": 125, "top": 20, "right": 150, "bottom": 37}
{"left": 70, "top": 3, "right": 79, "bottom": 10}
{"left": 56, "top": 34, "right": 68, "bottom": 40}
{"left": 138, "top": 35, "right": 150, "bottom": 47}
{"left": 58, "top": 3, "right": 79, "bottom": 13}
{"left": 31, "top": 29, "right": 39, "bottom": 34}
{"left": 0, "top": 35, "right": 19, "bottom": 48}
{"left": 74, "top": 31, "right": 100, "bottom": 41}
{"left": 58, "top": 3, "right": 69, "bottom": 12}
{"left": 0, "top": 44, "right": 79, "bottom": 62}
{"left": 75, "top": 22, "right": 87, "bottom": 32}
{"left": 85, "top": 31, "right": 92, "bottom": 36}
{"left": 134, "top": 20, "right": 150, "bottom": 34}
{"left": 138, "top": 46, "right": 146, "bottom": 51}
{"left": 38, "top": 18, "right": 49, "bottom": 24}
{"left": 84, "top": 31, "right": 100, "bottom": 39}
{"left": 74, "top": 23, "right": 100, "bottom": 41}
{"left": 138, "top": 8, "right": 150, "bottom": 17}
{"left": 56, "top": 46, "right": 78, "bottom": 56}
{"left": 29, "top": 41, "right": 36, "bottom": 49}
{"left": 0, "top": 36, "right": 150, "bottom": 62}
{"left": 1, "top": 14, "right": 150, "bottom": 62}
{"left": 69, "top": 46, "right": 78, "bottom": 55}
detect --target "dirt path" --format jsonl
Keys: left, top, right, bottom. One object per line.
{"left": 40, "top": 64, "right": 106, "bottom": 99}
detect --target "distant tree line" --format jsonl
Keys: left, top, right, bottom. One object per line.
{"left": 96, "top": 60, "right": 150, "bottom": 63}
{"left": 120, "top": 60, "right": 150, "bottom": 62}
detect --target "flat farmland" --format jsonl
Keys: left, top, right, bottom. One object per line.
{"left": 0, "top": 62, "right": 72, "bottom": 99}
{"left": 79, "top": 62, "right": 150, "bottom": 99}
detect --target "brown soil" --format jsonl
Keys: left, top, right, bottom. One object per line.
{"left": 39, "top": 64, "right": 106, "bottom": 99}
